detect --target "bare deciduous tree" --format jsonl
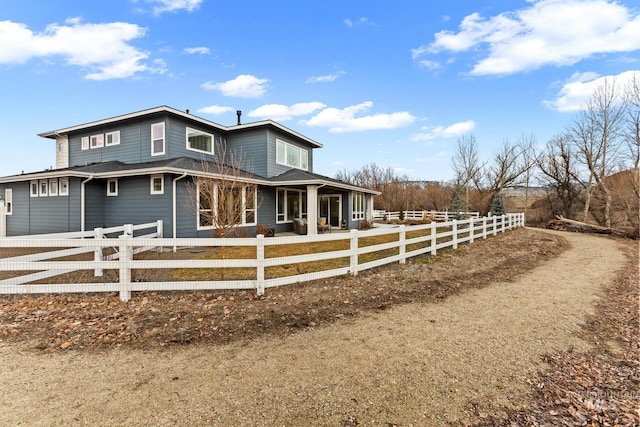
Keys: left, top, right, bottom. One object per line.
{"left": 536, "top": 134, "right": 582, "bottom": 218}
{"left": 450, "top": 134, "right": 484, "bottom": 210}
{"left": 568, "top": 77, "right": 626, "bottom": 227}
{"left": 188, "top": 143, "right": 258, "bottom": 238}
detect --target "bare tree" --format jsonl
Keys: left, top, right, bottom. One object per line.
{"left": 188, "top": 143, "right": 258, "bottom": 238}
{"left": 536, "top": 134, "right": 582, "bottom": 218}
{"left": 568, "top": 77, "right": 626, "bottom": 227}
{"left": 450, "top": 134, "right": 484, "bottom": 210}
{"left": 517, "top": 133, "right": 541, "bottom": 218}
{"left": 484, "top": 139, "right": 530, "bottom": 212}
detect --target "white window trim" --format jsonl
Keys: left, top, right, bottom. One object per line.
{"left": 59, "top": 178, "right": 69, "bottom": 196}
{"left": 276, "top": 139, "right": 309, "bottom": 171}
{"left": 49, "top": 179, "right": 58, "bottom": 197}
{"left": 352, "top": 192, "right": 365, "bottom": 221}
{"left": 276, "top": 188, "right": 307, "bottom": 224}
{"left": 5, "top": 189, "right": 12, "bottom": 215}
{"left": 150, "top": 175, "right": 164, "bottom": 195}
{"left": 81, "top": 136, "right": 89, "bottom": 151}
{"left": 105, "top": 130, "right": 120, "bottom": 146}
{"left": 30, "top": 180, "right": 39, "bottom": 198}
{"left": 186, "top": 127, "right": 214, "bottom": 155}
{"left": 39, "top": 180, "right": 48, "bottom": 197}
{"left": 196, "top": 181, "right": 257, "bottom": 230}
{"left": 107, "top": 179, "right": 118, "bottom": 196}
{"left": 151, "top": 122, "right": 165, "bottom": 156}
{"left": 90, "top": 134, "right": 104, "bottom": 149}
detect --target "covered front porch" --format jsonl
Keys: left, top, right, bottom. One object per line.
{"left": 274, "top": 184, "right": 376, "bottom": 236}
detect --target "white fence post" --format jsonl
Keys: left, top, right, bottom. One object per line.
{"left": 156, "top": 220, "right": 163, "bottom": 253}
{"left": 350, "top": 229, "right": 359, "bottom": 276}
{"left": 399, "top": 225, "right": 406, "bottom": 264}
{"left": 452, "top": 219, "right": 458, "bottom": 249}
{"left": 118, "top": 234, "right": 132, "bottom": 302}
{"left": 256, "top": 234, "right": 265, "bottom": 296}
{"left": 482, "top": 217, "right": 487, "bottom": 239}
{"left": 430, "top": 222, "right": 437, "bottom": 255}
{"left": 493, "top": 215, "right": 498, "bottom": 236}
{"left": 501, "top": 214, "right": 506, "bottom": 233}
{"left": 94, "top": 227, "right": 104, "bottom": 277}
{"left": 469, "top": 217, "right": 475, "bottom": 243}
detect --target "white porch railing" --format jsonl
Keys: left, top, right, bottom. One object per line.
{"left": 0, "top": 214, "right": 524, "bottom": 302}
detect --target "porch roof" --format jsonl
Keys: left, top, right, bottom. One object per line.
{"left": 269, "top": 169, "right": 381, "bottom": 195}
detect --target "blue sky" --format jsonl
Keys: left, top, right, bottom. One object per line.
{"left": 1, "top": 0, "right": 639, "bottom": 181}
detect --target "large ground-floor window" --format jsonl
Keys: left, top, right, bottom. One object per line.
{"left": 197, "top": 179, "right": 257, "bottom": 230}
{"left": 276, "top": 188, "right": 307, "bottom": 223}
{"left": 352, "top": 192, "right": 365, "bottom": 220}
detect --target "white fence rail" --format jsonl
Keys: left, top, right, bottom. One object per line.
{"left": 373, "top": 210, "right": 480, "bottom": 222}
{"left": 0, "top": 214, "right": 523, "bottom": 302}
{"left": 0, "top": 221, "right": 162, "bottom": 289}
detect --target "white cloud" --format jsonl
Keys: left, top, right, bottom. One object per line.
{"left": 302, "top": 101, "right": 416, "bottom": 133}
{"left": 0, "top": 18, "right": 157, "bottom": 80}
{"left": 344, "top": 17, "right": 373, "bottom": 27}
{"left": 197, "top": 105, "right": 236, "bottom": 115}
{"left": 184, "top": 46, "right": 210, "bottom": 54}
{"left": 306, "top": 71, "right": 346, "bottom": 83}
{"left": 544, "top": 70, "right": 640, "bottom": 112}
{"left": 148, "top": 0, "right": 203, "bottom": 15}
{"left": 248, "top": 102, "right": 326, "bottom": 121}
{"left": 411, "top": 120, "right": 476, "bottom": 142}
{"left": 416, "top": 60, "right": 441, "bottom": 71}
{"left": 201, "top": 74, "right": 269, "bottom": 98}
{"left": 413, "top": 0, "right": 640, "bottom": 76}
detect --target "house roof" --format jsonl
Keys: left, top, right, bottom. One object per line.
{"left": 38, "top": 105, "right": 323, "bottom": 148}
{"left": 0, "top": 157, "right": 379, "bottom": 195}
{"left": 269, "top": 169, "right": 381, "bottom": 195}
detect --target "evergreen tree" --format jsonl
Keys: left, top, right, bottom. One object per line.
{"left": 491, "top": 193, "right": 506, "bottom": 216}
{"left": 449, "top": 185, "right": 467, "bottom": 219}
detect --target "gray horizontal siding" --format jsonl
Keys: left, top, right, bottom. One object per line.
{"left": 266, "top": 129, "right": 314, "bottom": 178}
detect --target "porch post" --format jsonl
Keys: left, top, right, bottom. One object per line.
{"left": 307, "top": 185, "right": 318, "bottom": 236}
{"left": 366, "top": 194, "right": 374, "bottom": 221}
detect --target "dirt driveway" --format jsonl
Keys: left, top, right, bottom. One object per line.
{"left": 0, "top": 229, "right": 630, "bottom": 426}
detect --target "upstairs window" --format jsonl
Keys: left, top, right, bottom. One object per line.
{"left": 81, "top": 137, "right": 89, "bottom": 151}
{"left": 151, "top": 122, "right": 165, "bottom": 156}
{"left": 105, "top": 131, "right": 120, "bottom": 146}
{"left": 186, "top": 127, "right": 214, "bottom": 155}
{"left": 276, "top": 139, "right": 309, "bottom": 171}
{"left": 90, "top": 134, "right": 104, "bottom": 149}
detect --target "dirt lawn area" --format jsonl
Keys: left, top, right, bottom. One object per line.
{"left": 0, "top": 228, "right": 637, "bottom": 425}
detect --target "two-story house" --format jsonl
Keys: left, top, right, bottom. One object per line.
{"left": 0, "top": 106, "right": 378, "bottom": 238}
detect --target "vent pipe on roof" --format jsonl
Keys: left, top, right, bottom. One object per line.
{"left": 237, "top": 110, "right": 242, "bottom": 125}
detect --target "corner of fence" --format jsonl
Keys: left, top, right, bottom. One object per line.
{"left": 118, "top": 233, "right": 132, "bottom": 302}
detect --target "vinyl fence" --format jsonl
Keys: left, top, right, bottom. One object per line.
{"left": 373, "top": 210, "right": 480, "bottom": 222}
{"left": 0, "top": 214, "right": 524, "bottom": 302}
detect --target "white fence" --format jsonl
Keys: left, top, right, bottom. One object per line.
{"left": 0, "top": 214, "right": 523, "bottom": 302}
{"left": 373, "top": 210, "right": 481, "bottom": 222}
